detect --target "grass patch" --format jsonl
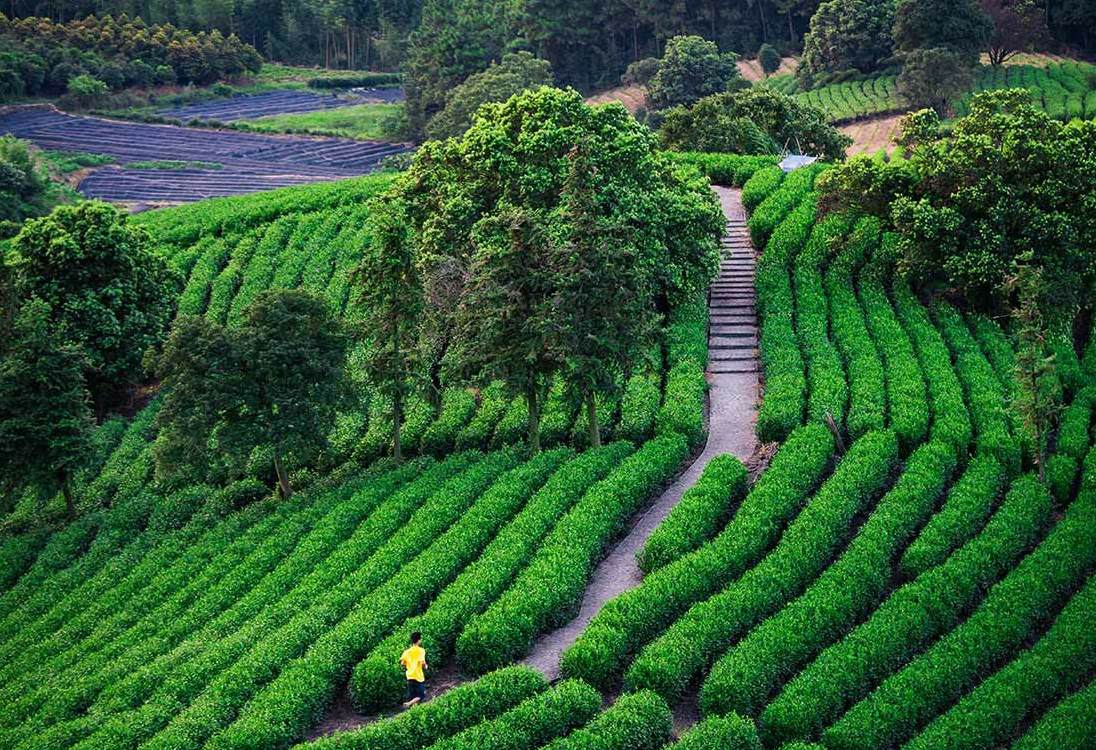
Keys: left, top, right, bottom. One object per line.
{"left": 237, "top": 102, "right": 404, "bottom": 141}
{"left": 41, "top": 150, "right": 115, "bottom": 174}
{"left": 124, "top": 160, "right": 224, "bottom": 171}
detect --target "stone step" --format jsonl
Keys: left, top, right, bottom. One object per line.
{"left": 711, "top": 295, "right": 757, "bottom": 304}
{"left": 709, "top": 363, "right": 760, "bottom": 374}
{"left": 711, "top": 322, "right": 757, "bottom": 334}
{"left": 709, "top": 349, "right": 758, "bottom": 362}
{"left": 710, "top": 314, "right": 757, "bottom": 324}
{"left": 708, "top": 340, "right": 758, "bottom": 353}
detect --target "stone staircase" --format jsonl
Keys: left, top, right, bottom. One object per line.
{"left": 709, "top": 192, "right": 759, "bottom": 375}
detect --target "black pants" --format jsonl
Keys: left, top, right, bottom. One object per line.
{"left": 407, "top": 680, "right": 425, "bottom": 701}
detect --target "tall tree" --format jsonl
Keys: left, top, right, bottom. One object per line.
{"left": 646, "top": 34, "right": 745, "bottom": 112}
{"left": 893, "top": 0, "right": 992, "bottom": 64}
{"left": 12, "top": 201, "right": 179, "bottom": 412}
{"left": 982, "top": 0, "right": 1050, "bottom": 65}
{"left": 798, "top": 0, "right": 898, "bottom": 88}
{"left": 0, "top": 300, "right": 93, "bottom": 518}
{"left": 355, "top": 193, "right": 423, "bottom": 462}
{"left": 156, "top": 289, "right": 348, "bottom": 498}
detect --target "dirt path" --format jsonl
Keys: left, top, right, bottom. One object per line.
{"left": 520, "top": 186, "right": 761, "bottom": 680}
{"left": 585, "top": 85, "right": 647, "bottom": 113}
{"left": 841, "top": 113, "right": 904, "bottom": 155}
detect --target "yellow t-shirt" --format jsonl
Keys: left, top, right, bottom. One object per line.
{"left": 400, "top": 644, "right": 426, "bottom": 682}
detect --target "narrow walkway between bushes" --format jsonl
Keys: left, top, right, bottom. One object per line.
{"left": 520, "top": 186, "right": 761, "bottom": 680}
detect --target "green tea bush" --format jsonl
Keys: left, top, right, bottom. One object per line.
{"left": 616, "top": 371, "right": 661, "bottom": 443}
{"left": 824, "top": 448, "right": 1096, "bottom": 750}
{"left": 638, "top": 454, "right": 748, "bottom": 574}
{"left": 700, "top": 441, "right": 956, "bottom": 717}
{"left": 795, "top": 214, "right": 851, "bottom": 426}
{"left": 349, "top": 444, "right": 629, "bottom": 712}
{"left": 424, "top": 679, "right": 602, "bottom": 750}
{"left": 664, "top": 295, "right": 709, "bottom": 370}
{"left": 453, "top": 383, "right": 508, "bottom": 451}
{"left": 747, "top": 165, "right": 819, "bottom": 247}
{"left": 420, "top": 388, "right": 477, "bottom": 455}
{"left": 1012, "top": 680, "right": 1096, "bottom": 750}
{"left": 933, "top": 301, "right": 1020, "bottom": 472}
{"left": 828, "top": 218, "right": 885, "bottom": 438}
{"left": 668, "top": 714, "right": 760, "bottom": 750}
{"left": 898, "top": 455, "right": 1005, "bottom": 579}
{"left": 1045, "top": 454, "right": 1078, "bottom": 504}
{"left": 741, "top": 165, "right": 785, "bottom": 212}
{"left": 666, "top": 153, "right": 781, "bottom": 187}
{"left": 457, "top": 435, "right": 687, "bottom": 675}
{"left": 906, "top": 574, "right": 1096, "bottom": 750}
{"left": 755, "top": 198, "right": 814, "bottom": 442}
{"left": 655, "top": 361, "right": 706, "bottom": 449}
{"left": 561, "top": 424, "right": 833, "bottom": 690}
{"left": 761, "top": 472, "right": 1050, "bottom": 746}
{"left": 1056, "top": 387, "right": 1094, "bottom": 459}
{"left": 624, "top": 431, "right": 898, "bottom": 702}
{"left": 542, "top": 690, "right": 672, "bottom": 750}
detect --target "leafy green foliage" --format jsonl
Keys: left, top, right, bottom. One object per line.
{"left": 660, "top": 88, "right": 851, "bottom": 160}
{"left": 542, "top": 690, "right": 672, "bottom": 750}
{"left": 758, "top": 44, "right": 781, "bottom": 76}
{"left": 0, "top": 135, "right": 50, "bottom": 226}
{"left": 670, "top": 714, "right": 761, "bottom": 750}
{"left": 798, "top": 0, "right": 897, "bottom": 88}
{"left": 896, "top": 47, "right": 975, "bottom": 113}
{"left": 646, "top": 35, "right": 744, "bottom": 112}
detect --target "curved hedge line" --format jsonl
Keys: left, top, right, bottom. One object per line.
{"left": 968, "top": 313, "right": 1031, "bottom": 454}
{"left": 748, "top": 166, "right": 821, "bottom": 248}
{"left": 859, "top": 241, "right": 928, "bottom": 450}
{"left": 420, "top": 389, "right": 477, "bottom": 456}
{"left": 456, "top": 434, "right": 687, "bottom": 675}
{"left": 617, "top": 371, "right": 661, "bottom": 443}
{"left": 1056, "top": 387, "right": 1094, "bottom": 459}
{"left": 624, "top": 431, "right": 899, "bottom": 703}
{"left": 638, "top": 454, "right": 749, "bottom": 574}
{"left": 892, "top": 280, "right": 972, "bottom": 453}
{"left": 795, "top": 215, "right": 851, "bottom": 426}
{"left": 1012, "top": 679, "right": 1096, "bottom": 750}
{"left": 906, "top": 573, "right": 1096, "bottom": 750}
{"left": 761, "top": 472, "right": 1051, "bottom": 745}
{"left": 655, "top": 361, "right": 706, "bottom": 449}
{"left": 348, "top": 444, "right": 630, "bottom": 713}
{"left": 756, "top": 198, "right": 814, "bottom": 442}
{"left": 292, "top": 667, "right": 547, "bottom": 750}
{"left": 933, "top": 302, "right": 1020, "bottom": 473}
{"left": 560, "top": 424, "right": 833, "bottom": 690}
{"left": 668, "top": 714, "right": 760, "bottom": 750}
{"left": 898, "top": 455, "right": 1006, "bottom": 579}
{"left": 823, "top": 447, "right": 1096, "bottom": 750}
{"left": 541, "top": 690, "right": 673, "bottom": 750}
{"left": 666, "top": 153, "right": 781, "bottom": 187}
{"left": 827, "top": 218, "right": 885, "bottom": 439}
{"left": 700, "top": 441, "right": 956, "bottom": 718}
{"left": 424, "top": 679, "right": 602, "bottom": 750}
{"left": 455, "top": 382, "right": 509, "bottom": 451}
{"left": 741, "top": 166, "right": 785, "bottom": 213}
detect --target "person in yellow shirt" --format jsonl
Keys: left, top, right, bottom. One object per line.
{"left": 400, "top": 631, "right": 428, "bottom": 707}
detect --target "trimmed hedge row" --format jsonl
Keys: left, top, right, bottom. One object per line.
{"left": 424, "top": 679, "right": 602, "bottom": 750}
{"left": 71, "top": 456, "right": 481, "bottom": 750}
{"left": 349, "top": 444, "right": 630, "bottom": 713}
{"left": 795, "top": 215, "right": 851, "bottom": 426}
{"left": 756, "top": 198, "right": 814, "bottom": 442}
{"left": 206, "top": 230, "right": 259, "bottom": 325}
{"left": 1056, "top": 387, "right": 1094, "bottom": 459}
{"left": 228, "top": 216, "right": 299, "bottom": 326}
{"left": 420, "top": 388, "right": 477, "bottom": 456}
{"left": 892, "top": 280, "right": 972, "bottom": 453}
{"left": 168, "top": 451, "right": 540, "bottom": 750}
{"left": 616, "top": 371, "right": 661, "bottom": 443}
{"left": 177, "top": 236, "right": 229, "bottom": 316}
{"left": 655, "top": 361, "right": 706, "bottom": 449}
{"left": 860, "top": 240, "right": 929, "bottom": 449}
{"left": 741, "top": 165, "right": 785, "bottom": 213}
{"left": 1049, "top": 332, "right": 1084, "bottom": 396}
{"left": 968, "top": 313, "right": 1032, "bottom": 454}
{"left": 761, "top": 472, "right": 1051, "bottom": 745}
{"left": 455, "top": 382, "right": 509, "bottom": 451}
{"left": 933, "top": 302, "right": 1020, "bottom": 473}
{"left": 700, "top": 441, "right": 956, "bottom": 718}
{"left": 665, "top": 294, "right": 709, "bottom": 371}
{"left": 623, "top": 431, "right": 898, "bottom": 703}
{"left": 668, "top": 714, "right": 760, "bottom": 750}
{"left": 560, "top": 425, "right": 834, "bottom": 691}
{"left": 294, "top": 667, "right": 547, "bottom": 750}
{"left": 748, "top": 165, "right": 820, "bottom": 248}
{"left": 827, "top": 217, "right": 885, "bottom": 439}
{"left": 906, "top": 573, "right": 1096, "bottom": 750}
{"left": 1012, "top": 679, "right": 1096, "bottom": 750}
{"left": 823, "top": 448, "right": 1096, "bottom": 750}
{"left": 457, "top": 434, "right": 688, "bottom": 675}
{"left": 898, "top": 454, "right": 1006, "bottom": 579}
{"left": 541, "top": 690, "right": 673, "bottom": 750}
{"left": 666, "top": 152, "right": 781, "bottom": 187}
{"left": 1045, "top": 453, "right": 1079, "bottom": 504}
{"left": 638, "top": 454, "right": 749, "bottom": 574}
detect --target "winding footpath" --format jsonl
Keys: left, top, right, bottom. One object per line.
{"left": 521, "top": 186, "right": 761, "bottom": 679}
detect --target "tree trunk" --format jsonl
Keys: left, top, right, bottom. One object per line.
{"left": 787, "top": 10, "right": 794, "bottom": 43}
{"left": 586, "top": 393, "right": 601, "bottom": 448}
{"left": 273, "top": 451, "right": 293, "bottom": 499}
{"left": 393, "top": 390, "right": 404, "bottom": 463}
{"left": 61, "top": 473, "right": 75, "bottom": 519}
{"left": 526, "top": 384, "right": 541, "bottom": 454}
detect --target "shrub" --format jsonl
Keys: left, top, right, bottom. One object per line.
{"left": 664, "top": 153, "right": 781, "bottom": 187}
{"left": 1055, "top": 387, "right": 1094, "bottom": 459}
{"left": 349, "top": 444, "right": 630, "bottom": 713}
{"left": 1045, "top": 454, "right": 1078, "bottom": 504}
{"left": 638, "top": 454, "right": 749, "bottom": 574}
{"left": 420, "top": 388, "right": 477, "bottom": 455}
{"left": 898, "top": 455, "right": 1005, "bottom": 579}
{"left": 560, "top": 424, "right": 833, "bottom": 690}
{"left": 668, "top": 714, "right": 760, "bottom": 750}
{"left": 741, "top": 165, "right": 784, "bottom": 212}
{"left": 906, "top": 573, "right": 1096, "bottom": 750}
{"left": 1012, "top": 680, "right": 1096, "bottom": 750}
{"left": 664, "top": 295, "right": 708, "bottom": 369}
{"left": 655, "top": 361, "right": 706, "bottom": 449}
{"left": 425, "top": 679, "right": 602, "bottom": 750}
{"left": 616, "top": 371, "right": 660, "bottom": 443}
{"left": 292, "top": 667, "right": 547, "bottom": 750}
{"left": 455, "top": 382, "right": 510, "bottom": 451}
{"left": 308, "top": 73, "right": 402, "bottom": 89}
{"left": 541, "top": 690, "right": 672, "bottom": 750}
{"left": 456, "top": 434, "right": 687, "bottom": 675}
{"left": 624, "top": 431, "right": 899, "bottom": 702}
{"left": 823, "top": 449, "right": 1096, "bottom": 750}
{"left": 762, "top": 473, "right": 1052, "bottom": 746}
{"left": 747, "top": 165, "right": 820, "bottom": 247}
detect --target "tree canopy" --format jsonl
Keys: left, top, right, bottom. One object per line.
{"left": 646, "top": 35, "right": 745, "bottom": 113}
{"left": 660, "top": 87, "right": 851, "bottom": 161}
{"left": 798, "top": 0, "right": 897, "bottom": 88}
